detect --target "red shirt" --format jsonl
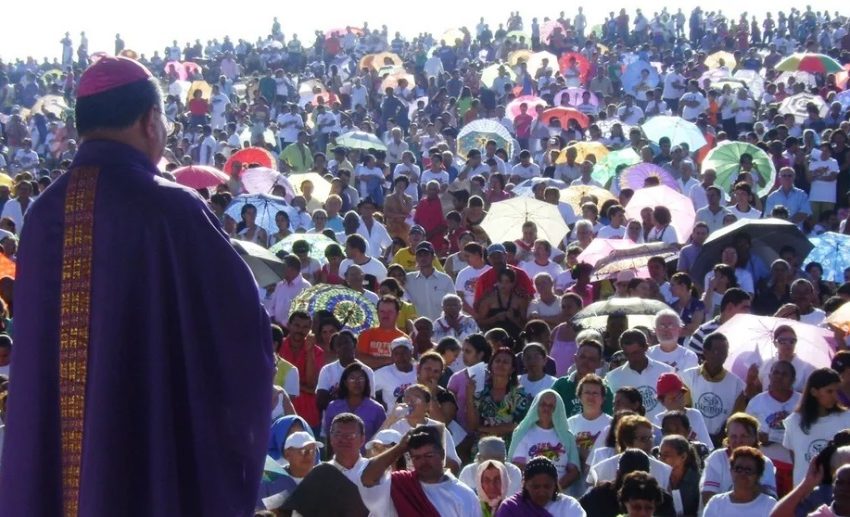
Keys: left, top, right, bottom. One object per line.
{"left": 414, "top": 197, "right": 448, "bottom": 254}
{"left": 188, "top": 98, "right": 209, "bottom": 116}
{"left": 279, "top": 337, "right": 325, "bottom": 427}
{"left": 473, "top": 265, "right": 534, "bottom": 306}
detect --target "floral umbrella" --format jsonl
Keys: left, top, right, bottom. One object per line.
{"left": 290, "top": 285, "right": 378, "bottom": 334}
{"left": 805, "top": 232, "right": 850, "bottom": 283}
{"left": 457, "top": 119, "right": 514, "bottom": 158}
{"left": 269, "top": 234, "right": 337, "bottom": 264}
{"left": 558, "top": 185, "right": 617, "bottom": 214}
{"left": 573, "top": 297, "right": 670, "bottom": 330}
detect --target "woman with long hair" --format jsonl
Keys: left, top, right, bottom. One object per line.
{"left": 702, "top": 264, "right": 738, "bottom": 317}
{"left": 670, "top": 272, "right": 705, "bottom": 337}
{"left": 517, "top": 319, "right": 556, "bottom": 374}
{"left": 783, "top": 367, "right": 850, "bottom": 486}
{"left": 580, "top": 450, "right": 674, "bottom": 517}
{"left": 495, "top": 457, "right": 586, "bottom": 516}
{"left": 236, "top": 203, "right": 269, "bottom": 246}
{"left": 267, "top": 209, "right": 292, "bottom": 247}
{"left": 466, "top": 347, "right": 531, "bottom": 448}
{"left": 321, "top": 362, "right": 385, "bottom": 448}
{"left": 477, "top": 268, "right": 528, "bottom": 337}
{"left": 658, "top": 435, "right": 701, "bottom": 517}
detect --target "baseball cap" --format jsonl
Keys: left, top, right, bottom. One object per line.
{"left": 390, "top": 337, "right": 414, "bottom": 352}
{"left": 409, "top": 224, "right": 426, "bottom": 236}
{"left": 616, "top": 270, "right": 636, "bottom": 284}
{"left": 831, "top": 351, "right": 850, "bottom": 373}
{"left": 366, "top": 429, "right": 403, "bottom": 450}
{"left": 415, "top": 241, "right": 435, "bottom": 255}
{"left": 285, "top": 431, "right": 324, "bottom": 450}
{"left": 656, "top": 372, "right": 686, "bottom": 398}
{"left": 487, "top": 243, "right": 506, "bottom": 255}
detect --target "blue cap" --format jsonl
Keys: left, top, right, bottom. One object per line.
{"left": 487, "top": 243, "right": 507, "bottom": 255}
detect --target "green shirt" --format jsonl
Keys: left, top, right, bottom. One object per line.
{"left": 552, "top": 372, "right": 615, "bottom": 418}
{"left": 280, "top": 143, "right": 314, "bottom": 172}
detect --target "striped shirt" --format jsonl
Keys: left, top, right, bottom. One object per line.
{"left": 685, "top": 316, "right": 721, "bottom": 359}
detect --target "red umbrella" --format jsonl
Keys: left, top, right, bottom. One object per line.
{"left": 558, "top": 52, "right": 591, "bottom": 83}
{"left": 173, "top": 165, "right": 230, "bottom": 190}
{"left": 224, "top": 147, "right": 276, "bottom": 177}
{"left": 539, "top": 107, "right": 590, "bottom": 129}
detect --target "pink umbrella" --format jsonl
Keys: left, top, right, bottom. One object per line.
{"left": 624, "top": 185, "right": 695, "bottom": 244}
{"left": 240, "top": 167, "right": 282, "bottom": 195}
{"left": 540, "top": 20, "right": 565, "bottom": 44}
{"left": 164, "top": 61, "right": 187, "bottom": 80}
{"left": 173, "top": 165, "right": 229, "bottom": 190}
{"left": 554, "top": 87, "right": 598, "bottom": 107}
{"left": 716, "top": 314, "right": 835, "bottom": 381}
{"left": 506, "top": 95, "right": 548, "bottom": 120}
{"left": 619, "top": 163, "right": 680, "bottom": 192}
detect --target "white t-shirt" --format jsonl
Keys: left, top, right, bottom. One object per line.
{"left": 680, "top": 91, "right": 708, "bottom": 121}
{"left": 596, "top": 225, "right": 626, "bottom": 239}
{"left": 373, "top": 364, "right": 417, "bottom": 403}
{"left": 588, "top": 452, "right": 672, "bottom": 489}
{"left": 510, "top": 424, "right": 578, "bottom": 479}
{"left": 702, "top": 492, "right": 776, "bottom": 517}
{"left": 783, "top": 411, "right": 850, "bottom": 485}
{"left": 808, "top": 158, "right": 839, "bottom": 203}
{"left": 734, "top": 98, "right": 757, "bottom": 124}
{"left": 567, "top": 413, "right": 613, "bottom": 459}
{"left": 652, "top": 408, "right": 714, "bottom": 451}
{"left": 316, "top": 360, "right": 377, "bottom": 398}
{"left": 511, "top": 162, "right": 541, "bottom": 180}
{"left": 758, "top": 355, "right": 815, "bottom": 393}
{"left": 700, "top": 448, "right": 777, "bottom": 496}
{"left": 339, "top": 257, "right": 388, "bottom": 284}
{"left": 727, "top": 204, "right": 762, "bottom": 220}
{"left": 518, "top": 374, "right": 557, "bottom": 397}
{"left": 662, "top": 72, "right": 686, "bottom": 100}
{"left": 454, "top": 264, "right": 491, "bottom": 308}
{"left": 359, "top": 469, "right": 482, "bottom": 517}
{"left": 605, "top": 359, "right": 675, "bottom": 419}
{"left": 393, "top": 163, "right": 421, "bottom": 199}
{"left": 680, "top": 367, "right": 745, "bottom": 435}
{"left": 527, "top": 296, "right": 562, "bottom": 319}
{"left": 545, "top": 494, "right": 586, "bottom": 516}
{"left": 647, "top": 344, "right": 700, "bottom": 373}
{"left": 745, "top": 391, "right": 802, "bottom": 445}
{"left": 799, "top": 308, "right": 826, "bottom": 326}
{"left": 519, "top": 260, "right": 562, "bottom": 281}
{"left": 420, "top": 169, "right": 450, "bottom": 187}
{"left": 646, "top": 224, "right": 679, "bottom": 244}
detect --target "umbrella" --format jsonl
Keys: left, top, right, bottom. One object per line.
{"left": 336, "top": 131, "right": 387, "bottom": 151}
{"left": 554, "top": 87, "right": 598, "bottom": 108}
{"left": 701, "top": 141, "right": 776, "bottom": 198}
{"left": 298, "top": 79, "right": 327, "bottom": 96}
{"left": 620, "top": 163, "right": 680, "bottom": 192}
{"left": 774, "top": 71, "right": 818, "bottom": 89}
{"left": 230, "top": 239, "right": 286, "bottom": 288}
{"left": 559, "top": 185, "right": 617, "bottom": 214}
{"left": 224, "top": 147, "right": 276, "bottom": 176}
{"left": 573, "top": 297, "right": 671, "bottom": 330}
{"left": 622, "top": 60, "right": 660, "bottom": 97}
{"left": 241, "top": 167, "right": 284, "bottom": 195}
{"left": 225, "top": 194, "right": 295, "bottom": 236}
{"left": 556, "top": 141, "right": 609, "bottom": 165}
{"left": 732, "top": 70, "right": 765, "bottom": 99}
{"left": 704, "top": 51, "right": 737, "bottom": 70}
{"left": 0, "top": 173, "right": 13, "bottom": 188}
{"left": 288, "top": 172, "right": 332, "bottom": 202}
{"left": 557, "top": 52, "right": 591, "bottom": 83}
{"left": 540, "top": 20, "right": 565, "bottom": 44}
{"left": 780, "top": 93, "right": 828, "bottom": 124}
{"left": 290, "top": 285, "right": 379, "bottom": 334}
{"left": 238, "top": 127, "right": 277, "bottom": 147}
{"left": 592, "top": 147, "right": 641, "bottom": 186}
{"left": 30, "top": 95, "right": 69, "bottom": 119}
{"left": 186, "top": 80, "right": 212, "bottom": 104}
{"left": 641, "top": 116, "right": 707, "bottom": 150}
{"left": 718, "top": 314, "right": 834, "bottom": 382}
{"left": 506, "top": 95, "right": 548, "bottom": 120}
{"left": 624, "top": 185, "right": 695, "bottom": 244}
{"left": 689, "top": 218, "right": 812, "bottom": 283}
{"left": 805, "top": 232, "right": 850, "bottom": 283}
{"left": 776, "top": 53, "right": 844, "bottom": 74}
{"left": 507, "top": 50, "right": 533, "bottom": 67}
{"left": 380, "top": 71, "right": 415, "bottom": 92}
{"left": 173, "top": 165, "right": 230, "bottom": 190}
{"left": 505, "top": 30, "right": 531, "bottom": 42}
{"left": 511, "top": 177, "right": 569, "bottom": 198}
{"left": 578, "top": 239, "right": 679, "bottom": 281}
{"left": 441, "top": 28, "right": 466, "bottom": 45}
{"left": 269, "top": 234, "right": 337, "bottom": 264}
{"left": 457, "top": 119, "right": 514, "bottom": 158}
{"left": 539, "top": 107, "right": 590, "bottom": 129}
{"left": 370, "top": 51, "right": 403, "bottom": 70}
{"left": 479, "top": 197, "right": 570, "bottom": 245}
{"left": 480, "top": 63, "right": 516, "bottom": 89}
{"left": 827, "top": 302, "right": 850, "bottom": 334}
{"left": 526, "top": 51, "right": 559, "bottom": 75}
{"left": 699, "top": 68, "right": 732, "bottom": 89}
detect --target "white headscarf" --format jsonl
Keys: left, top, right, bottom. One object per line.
{"left": 475, "top": 459, "right": 510, "bottom": 510}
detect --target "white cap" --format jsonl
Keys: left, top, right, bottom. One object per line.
{"left": 366, "top": 429, "right": 402, "bottom": 450}
{"left": 284, "top": 431, "right": 324, "bottom": 450}
{"left": 390, "top": 337, "right": 413, "bottom": 352}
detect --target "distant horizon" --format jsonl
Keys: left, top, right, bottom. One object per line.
{"left": 0, "top": 0, "right": 826, "bottom": 63}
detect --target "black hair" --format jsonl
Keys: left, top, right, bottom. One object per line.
{"left": 466, "top": 333, "right": 492, "bottom": 364}
{"left": 521, "top": 457, "right": 559, "bottom": 502}
{"left": 337, "top": 362, "right": 372, "bottom": 400}
{"left": 408, "top": 425, "right": 444, "bottom": 454}
{"left": 76, "top": 77, "right": 162, "bottom": 134}
{"left": 618, "top": 471, "right": 663, "bottom": 507}
{"left": 796, "top": 368, "right": 846, "bottom": 434}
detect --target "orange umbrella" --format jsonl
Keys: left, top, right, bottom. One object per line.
{"left": 539, "top": 107, "right": 590, "bottom": 129}
{"left": 224, "top": 147, "right": 276, "bottom": 176}
{"left": 370, "top": 52, "right": 402, "bottom": 71}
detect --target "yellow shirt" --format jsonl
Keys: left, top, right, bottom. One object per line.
{"left": 392, "top": 247, "right": 444, "bottom": 272}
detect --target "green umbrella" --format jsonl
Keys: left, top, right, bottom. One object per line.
{"left": 336, "top": 131, "right": 387, "bottom": 151}
{"left": 591, "top": 147, "right": 640, "bottom": 187}
{"left": 269, "top": 233, "right": 337, "bottom": 264}
{"left": 701, "top": 142, "right": 776, "bottom": 198}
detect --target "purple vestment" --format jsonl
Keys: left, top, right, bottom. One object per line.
{"left": 0, "top": 140, "right": 274, "bottom": 516}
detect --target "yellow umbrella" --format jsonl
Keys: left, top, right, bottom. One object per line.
{"left": 527, "top": 51, "right": 559, "bottom": 74}
{"left": 370, "top": 52, "right": 403, "bottom": 70}
{"left": 556, "top": 142, "right": 610, "bottom": 165}
{"left": 186, "top": 80, "right": 212, "bottom": 104}
{"left": 289, "top": 172, "right": 332, "bottom": 202}
{"left": 559, "top": 185, "right": 617, "bottom": 214}
{"left": 827, "top": 301, "right": 850, "bottom": 334}
{"left": 0, "top": 173, "right": 13, "bottom": 188}
{"left": 705, "top": 51, "right": 737, "bottom": 70}
{"left": 441, "top": 28, "right": 466, "bottom": 46}
{"left": 30, "top": 95, "right": 69, "bottom": 119}
{"left": 508, "top": 50, "right": 533, "bottom": 67}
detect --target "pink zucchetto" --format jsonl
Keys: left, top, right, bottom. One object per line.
{"left": 77, "top": 56, "right": 153, "bottom": 98}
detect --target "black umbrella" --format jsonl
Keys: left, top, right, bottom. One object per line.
{"left": 572, "top": 297, "right": 670, "bottom": 330}
{"left": 231, "top": 239, "right": 286, "bottom": 287}
{"left": 690, "top": 218, "right": 813, "bottom": 283}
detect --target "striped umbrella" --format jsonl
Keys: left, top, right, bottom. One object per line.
{"left": 776, "top": 53, "right": 844, "bottom": 74}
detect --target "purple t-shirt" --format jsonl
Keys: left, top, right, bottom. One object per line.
{"left": 322, "top": 398, "right": 386, "bottom": 442}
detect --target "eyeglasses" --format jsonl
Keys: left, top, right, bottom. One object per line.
{"left": 776, "top": 338, "right": 797, "bottom": 345}
{"left": 732, "top": 465, "right": 757, "bottom": 475}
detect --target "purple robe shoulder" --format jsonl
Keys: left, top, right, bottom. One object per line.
{"left": 0, "top": 140, "right": 274, "bottom": 516}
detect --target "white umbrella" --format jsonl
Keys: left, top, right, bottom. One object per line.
{"left": 480, "top": 197, "right": 569, "bottom": 244}
{"left": 780, "top": 93, "right": 828, "bottom": 124}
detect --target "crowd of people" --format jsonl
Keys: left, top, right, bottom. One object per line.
{"left": 3, "top": 5, "right": 850, "bottom": 517}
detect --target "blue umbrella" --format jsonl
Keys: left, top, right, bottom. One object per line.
{"left": 806, "top": 232, "right": 850, "bottom": 282}
{"left": 622, "top": 60, "right": 660, "bottom": 97}
{"left": 225, "top": 194, "right": 297, "bottom": 236}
